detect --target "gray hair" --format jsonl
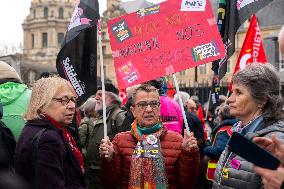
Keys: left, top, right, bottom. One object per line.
{"left": 232, "top": 63, "right": 283, "bottom": 124}
{"left": 219, "top": 104, "right": 234, "bottom": 120}
{"left": 132, "top": 84, "right": 159, "bottom": 104}
{"left": 174, "top": 91, "right": 190, "bottom": 105}
{"left": 106, "top": 91, "right": 122, "bottom": 106}
{"left": 190, "top": 95, "right": 199, "bottom": 105}
{"left": 126, "top": 84, "right": 140, "bottom": 98}
{"left": 83, "top": 97, "right": 97, "bottom": 118}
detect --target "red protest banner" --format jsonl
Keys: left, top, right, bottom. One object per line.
{"left": 229, "top": 14, "right": 267, "bottom": 91}
{"left": 232, "top": 14, "right": 267, "bottom": 74}
{"left": 108, "top": 0, "right": 226, "bottom": 89}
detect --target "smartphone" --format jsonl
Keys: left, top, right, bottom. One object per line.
{"left": 228, "top": 132, "right": 280, "bottom": 170}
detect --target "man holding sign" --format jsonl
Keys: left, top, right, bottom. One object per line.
{"left": 99, "top": 84, "right": 200, "bottom": 189}
{"left": 84, "top": 83, "right": 126, "bottom": 189}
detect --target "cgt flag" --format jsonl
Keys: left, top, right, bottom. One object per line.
{"left": 56, "top": 0, "right": 100, "bottom": 104}
{"left": 212, "top": 0, "right": 274, "bottom": 80}
{"left": 229, "top": 14, "right": 267, "bottom": 91}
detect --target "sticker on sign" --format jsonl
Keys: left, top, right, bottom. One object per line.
{"left": 180, "top": 0, "right": 206, "bottom": 11}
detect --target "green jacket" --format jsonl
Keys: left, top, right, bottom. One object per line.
{"left": 0, "top": 82, "right": 31, "bottom": 141}
{"left": 78, "top": 117, "right": 96, "bottom": 157}
{"left": 85, "top": 104, "right": 126, "bottom": 170}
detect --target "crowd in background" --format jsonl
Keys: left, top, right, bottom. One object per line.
{"left": 0, "top": 26, "right": 284, "bottom": 189}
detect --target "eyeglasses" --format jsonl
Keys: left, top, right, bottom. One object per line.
{"left": 52, "top": 96, "right": 77, "bottom": 106}
{"left": 134, "top": 100, "right": 160, "bottom": 110}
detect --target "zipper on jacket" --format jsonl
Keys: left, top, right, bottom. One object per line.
{"left": 217, "top": 152, "right": 232, "bottom": 186}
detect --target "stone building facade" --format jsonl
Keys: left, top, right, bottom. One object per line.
{"left": 20, "top": 0, "right": 284, "bottom": 87}
{"left": 99, "top": 0, "right": 284, "bottom": 87}
{"left": 22, "top": 0, "right": 76, "bottom": 65}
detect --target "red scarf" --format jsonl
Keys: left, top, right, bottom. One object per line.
{"left": 45, "top": 115, "right": 84, "bottom": 173}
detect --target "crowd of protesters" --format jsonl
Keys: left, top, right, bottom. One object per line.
{"left": 0, "top": 26, "right": 284, "bottom": 189}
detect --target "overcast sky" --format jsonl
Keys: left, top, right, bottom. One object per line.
{"left": 0, "top": 0, "right": 163, "bottom": 49}
{"left": 0, "top": 0, "right": 107, "bottom": 48}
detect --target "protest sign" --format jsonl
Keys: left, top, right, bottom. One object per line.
{"left": 108, "top": 0, "right": 226, "bottom": 89}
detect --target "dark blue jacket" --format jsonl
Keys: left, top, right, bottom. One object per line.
{"left": 203, "top": 119, "right": 238, "bottom": 159}
{"left": 15, "top": 119, "right": 85, "bottom": 189}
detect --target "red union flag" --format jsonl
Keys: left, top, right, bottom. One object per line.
{"left": 107, "top": 0, "right": 226, "bottom": 89}
{"left": 119, "top": 88, "right": 128, "bottom": 106}
{"left": 232, "top": 14, "right": 267, "bottom": 75}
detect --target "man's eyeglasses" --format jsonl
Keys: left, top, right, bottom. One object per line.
{"left": 134, "top": 101, "right": 160, "bottom": 110}
{"left": 52, "top": 96, "right": 77, "bottom": 106}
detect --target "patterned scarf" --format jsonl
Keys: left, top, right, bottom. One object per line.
{"left": 45, "top": 115, "right": 84, "bottom": 173}
{"left": 233, "top": 115, "right": 264, "bottom": 135}
{"left": 129, "top": 120, "right": 168, "bottom": 189}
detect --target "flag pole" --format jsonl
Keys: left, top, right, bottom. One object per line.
{"left": 205, "top": 90, "right": 212, "bottom": 120}
{"left": 98, "top": 20, "right": 108, "bottom": 141}
{"left": 172, "top": 74, "right": 190, "bottom": 134}
{"left": 225, "top": 90, "right": 230, "bottom": 105}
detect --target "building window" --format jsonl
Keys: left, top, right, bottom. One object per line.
{"left": 44, "top": 7, "right": 48, "bottom": 18}
{"left": 102, "top": 31, "right": 106, "bottom": 40}
{"left": 42, "top": 33, "right": 48, "bottom": 48}
{"left": 33, "top": 9, "right": 36, "bottom": 18}
{"left": 227, "top": 59, "right": 231, "bottom": 73}
{"left": 59, "top": 8, "right": 64, "bottom": 19}
{"left": 179, "top": 82, "right": 186, "bottom": 88}
{"left": 180, "top": 70, "right": 186, "bottom": 75}
{"left": 102, "top": 46, "right": 106, "bottom": 54}
{"left": 28, "top": 71, "right": 36, "bottom": 84}
{"left": 280, "top": 59, "right": 284, "bottom": 71}
{"left": 188, "top": 79, "right": 191, "bottom": 87}
{"left": 57, "top": 33, "right": 64, "bottom": 46}
{"left": 31, "top": 34, "right": 35, "bottom": 48}
{"left": 199, "top": 64, "right": 207, "bottom": 74}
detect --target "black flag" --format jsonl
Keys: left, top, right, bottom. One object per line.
{"left": 212, "top": 0, "right": 275, "bottom": 80}
{"left": 56, "top": 0, "right": 100, "bottom": 104}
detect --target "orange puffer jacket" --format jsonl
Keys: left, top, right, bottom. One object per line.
{"left": 100, "top": 128, "right": 200, "bottom": 189}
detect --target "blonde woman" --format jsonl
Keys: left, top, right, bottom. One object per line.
{"left": 15, "top": 76, "right": 85, "bottom": 189}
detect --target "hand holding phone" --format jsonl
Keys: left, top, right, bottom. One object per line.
{"left": 228, "top": 132, "right": 280, "bottom": 170}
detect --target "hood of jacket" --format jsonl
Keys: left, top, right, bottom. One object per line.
{"left": 159, "top": 95, "right": 183, "bottom": 134}
{"left": 0, "top": 82, "right": 28, "bottom": 105}
{"left": 212, "top": 118, "right": 238, "bottom": 134}
{"left": 247, "top": 120, "right": 284, "bottom": 139}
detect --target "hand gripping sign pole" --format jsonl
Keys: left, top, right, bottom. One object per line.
{"left": 98, "top": 20, "right": 108, "bottom": 143}
{"left": 172, "top": 74, "right": 190, "bottom": 134}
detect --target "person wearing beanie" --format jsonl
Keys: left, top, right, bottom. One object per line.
{"left": 0, "top": 61, "right": 31, "bottom": 141}
{"left": 84, "top": 82, "right": 126, "bottom": 189}
{"left": 146, "top": 78, "right": 184, "bottom": 135}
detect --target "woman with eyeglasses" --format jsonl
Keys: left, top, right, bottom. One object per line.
{"left": 213, "top": 63, "right": 284, "bottom": 189}
{"left": 99, "top": 84, "right": 200, "bottom": 189}
{"left": 15, "top": 76, "right": 85, "bottom": 189}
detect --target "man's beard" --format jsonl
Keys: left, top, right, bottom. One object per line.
{"left": 95, "top": 103, "right": 103, "bottom": 111}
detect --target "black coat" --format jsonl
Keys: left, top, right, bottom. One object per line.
{"left": 15, "top": 119, "right": 85, "bottom": 189}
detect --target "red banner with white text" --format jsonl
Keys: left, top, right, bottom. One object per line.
{"left": 107, "top": 0, "right": 226, "bottom": 89}
{"left": 230, "top": 14, "right": 267, "bottom": 91}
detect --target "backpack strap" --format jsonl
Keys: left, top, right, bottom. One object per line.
{"left": 31, "top": 128, "right": 47, "bottom": 162}
{"left": 80, "top": 119, "right": 92, "bottom": 150}
{"left": 109, "top": 108, "right": 126, "bottom": 135}
{"left": 29, "top": 127, "right": 47, "bottom": 186}
{"left": 0, "top": 120, "right": 16, "bottom": 164}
